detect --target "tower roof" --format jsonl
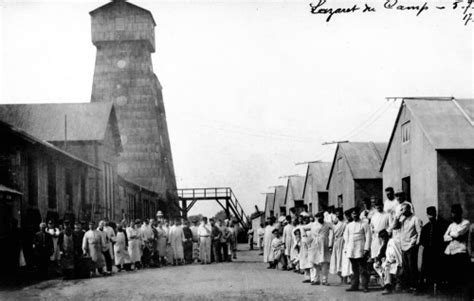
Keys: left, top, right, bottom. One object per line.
{"left": 90, "top": 0, "right": 156, "bottom": 26}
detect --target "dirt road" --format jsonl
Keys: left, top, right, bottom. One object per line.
{"left": 0, "top": 245, "right": 460, "bottom": 301}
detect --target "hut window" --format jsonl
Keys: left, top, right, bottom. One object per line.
{"left": 401, "top": 121, "right": 410, "bottom": 143}
{"left": 337, "top": 157, "right": 343, "bottom": 173}
{"left": 47, "top": 160, "right": 57, "bottom": 209}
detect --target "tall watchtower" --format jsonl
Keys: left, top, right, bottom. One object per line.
{"left": 90, "top": 0, "right": 177, "bottom": 215}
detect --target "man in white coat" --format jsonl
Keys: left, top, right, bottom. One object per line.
{"left": 282, "top": 215, "right": 294, "bottom": 270}
{"left": 169, "top": 219, "right": 185, "bottom": 265}
{"left": 263, "top": 217, "right": 276, "bottom": 268}
{"left": 198, "top": 217, "right": 212, "bottom": 264}
{"left": 370, "top": 199, "right": 390, "bottom": 260}
{"left": 344, "top": 207, "right": 372, "bottom": 292}
{"left": 309, "top": 212, "right": 334, "bottom": 285}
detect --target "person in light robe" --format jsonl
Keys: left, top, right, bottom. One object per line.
{"left": 340, "top": 209, "right": 353, "bottom": 282}
{"left": 373, "top": 229, "right": 402, "bottom": 295}
{"left": 394, "top": 202, "right": 422, "bottom": 293}
{"left": 169, "top": 219, "right": 185, "bottom": 265}
{"left": 257, "top": 223, "right": 265, "bottom": 255}
{"left": 198, "top": 217, "right": 212, "bottom": 264}
{"left": 82, "top": 221, "right": 106, "bottom": 276}
{"left": 370, "top": 199, "right": 390, "bottom": 260}
{"left": 127, "top": 219, "right": 142, "bottom": 269}
{"left": 247, "top": 226, "right": 254, "bottom": 250}
{"left": 97, "top": 220, "right": 113, "bottom": 275}
{"left": 270, "top": 229, "right": 285, "bottom": 269}
{"left": 114, "top": 223, "right": 131, "bottom": 271}
{"left": 330, "top": 208, "right": 347, "bottom": 283}
{"left": 219, "top": 220, "right": 231, "bottom": 262}
{"left": 282, "top": 215, "right": 294, "bottom": 270}
{"left": 309, "top": 212, "right": 334, "bottom": 286}
{"left": 190, "top": 220, "right": 200, "bottom": 262}
{"left": 155, "top": 220, "right": 168, "bottom": 266}
{"left": 298, "top": 213, "right": 313, "bottom": 282}
{"left": 229, "top": 221, "right": 238, "bottom": 260}
{"left": 344, "top": 207, "right": 372, "bottom": 292}
{"left": 104, "top": 221, "right": 116, "bottom": 262}
{"left": 263, "top": 217, "right": 276, "bottom": 268}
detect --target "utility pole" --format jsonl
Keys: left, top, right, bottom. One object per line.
{"left": 321, "top": 140, "right": 348, "bottom": 145}
{"left": 295, "top": 160, "right": 321, "bottom": 166}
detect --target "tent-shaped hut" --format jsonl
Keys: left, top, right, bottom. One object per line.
{"left": 381, "top": 98, "right": 474, "bottom": 222}
{"left": 302, "top": 162, "right": 332, "bottom": 215}
{"left": 327, "top": 142, "right": 387, "bottom": 210}
{"left": 284, "top": 176, "right": 305, "bottom": 216}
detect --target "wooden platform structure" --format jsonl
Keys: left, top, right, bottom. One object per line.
{"left": 176, "top": 187, "right": 250, "bottom": 229}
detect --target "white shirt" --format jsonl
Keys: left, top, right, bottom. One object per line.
{"left": 343, "top": 220, "right": 371, "bottom": 259}
{"left": 444, "top": 219, "right": 470, "bottom": 255}
{"left": 197, "top": 223, "right": 211, "bottom": 237}
{"left": 383, "top": 199, "right": 397, "bottom": 217}
{"left": 399, "top": 214, "right": 422, "bottom": 251}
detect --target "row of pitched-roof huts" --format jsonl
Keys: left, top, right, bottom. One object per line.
{"left": 260, "top": 98, "right": 474, "bottom": 224}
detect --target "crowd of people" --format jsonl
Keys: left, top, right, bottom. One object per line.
{"left": 259, "top": 187, "right": 472, "bottom": 297}
{"left": 28, "top": 211, "right": 240, "bottom": 280}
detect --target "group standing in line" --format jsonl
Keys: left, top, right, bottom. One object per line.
{"left": 30, "top": 211, "right": 240, "bottom": 280}
{"left": 260, "top": 187, "right": 472, "bottom": 297}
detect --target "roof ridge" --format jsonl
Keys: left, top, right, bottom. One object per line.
{"left": 452, "top": 99, "right": 474, "bottom": 126}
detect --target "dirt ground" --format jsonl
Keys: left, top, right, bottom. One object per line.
{"left": 0, "top": 244, "right": 469, "bottom": 301}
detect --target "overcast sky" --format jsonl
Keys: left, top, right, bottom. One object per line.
{"left": 1, "top": 0, "right": 472, "bottom": 217}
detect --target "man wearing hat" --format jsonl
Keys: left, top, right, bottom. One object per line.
{"left": 344, "top": 207, "right": 372, "bottom": 292}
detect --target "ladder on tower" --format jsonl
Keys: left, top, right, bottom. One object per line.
{"left": 175, "top": 187, "right": 250, "bottom": 230}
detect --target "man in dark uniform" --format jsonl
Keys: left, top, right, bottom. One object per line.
{"left": 32, "top": 222, "right": 54, "bottom": 279}
{"left": 210, "top": 218, "right": 222, "bottom": 263}
{"left": 419, "top": 206, "right": 448, "bottom": 293}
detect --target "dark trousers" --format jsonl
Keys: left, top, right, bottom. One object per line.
{"left": 220, "top": 243, "right": 229, "bottom": 262}
{"left": 102, "top": 251, "right": 113, "bottom": 272}
{"left": 37, "top": 256, "right": 50, "bottom": 279}
{"left": 349, "top": 257, "right": 369, "bottom": 290}
{"left": 402, "top": 246, "right": 419, "bottom": 289}
{"left": 212, "top": 241, "right": 222, "bottom": 263}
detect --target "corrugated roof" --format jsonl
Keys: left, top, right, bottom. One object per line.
{"left": 0, "top": 120, "right": 99, "bottom": 170}
{"left": 0, "top": 102, "right": 118, "bottom": 144}
{"left": 285, "top": 176, "right": 305, "bottom": 205}
{"left": 327, "top": 142, "right": 386, "bottom": 189}
{"left": 89, "top": 0, "right": 156, "bottom": 26}
{"left": 302, "top": 162, "right": 331, "bottom": 200}
{"left": 273, "top": 186, "right": 287, "bottom": 210}
{"left": 406, "top": 98, "right": 474, "bottom": 149}
{"left": 264, "top": 192, "right": 275, "bottom": 217}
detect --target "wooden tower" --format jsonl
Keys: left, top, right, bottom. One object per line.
{"left": 90, "top": 0, "right": 178, "bottom": 216}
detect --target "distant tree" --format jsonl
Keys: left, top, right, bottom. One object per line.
{"left": 213, "top": 210, "right": 234, "bottom": 222}
{"left": 187, "top": 214, "right": 203, "bottom": 223}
